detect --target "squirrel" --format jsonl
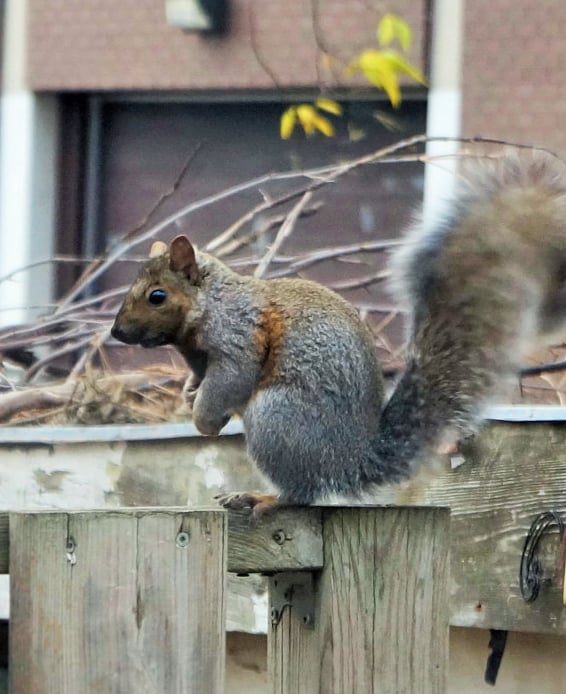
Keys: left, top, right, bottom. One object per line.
{"left": 111, "top": 151, "right": 566, "bottom": 512}
{"left": 111, "top": 235, "right": 393, "bottom": 514}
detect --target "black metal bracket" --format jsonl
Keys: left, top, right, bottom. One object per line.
{"left": 269, "top": 572, "right": 315, "bottom": 628}
{"left": 484, "top": 629, "right": 508, "bottom": 686}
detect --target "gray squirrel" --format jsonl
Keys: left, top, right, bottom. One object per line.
{"left": 111, "top": 152, "right": 566, "bottom": 513}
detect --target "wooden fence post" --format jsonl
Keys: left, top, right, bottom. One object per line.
{"left": 269, "top": 506, "right": 450, "bottom": 694}
{"left": 9, "top": 508, "right": 227, "bottom": 694}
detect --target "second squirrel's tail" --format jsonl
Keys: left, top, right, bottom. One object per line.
{"left": 366, "top": 151, "right": 566, "bottom": 478}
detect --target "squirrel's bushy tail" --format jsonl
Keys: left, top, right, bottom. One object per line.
{"left": 367, "top": 151, "right": 566, "bottom": 479}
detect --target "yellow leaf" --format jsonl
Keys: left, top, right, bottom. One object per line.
{"left": 381, "top": 50, "right": 427, "bottom": 85}
{"left": 296, "top": 104, "right": 318, "bottom": 136}
{"left": 312, "top": 113, "right": 334, "bottom": 137}
{"left": 373, "top": 110, "right": 404, "bottom": 132}
{"left": 315, "top": 98, "right": 342, "bottom": 116}
{"left": 376, "top": 71, "right": 401, "bottom": 108}
{"left": 357, "top": 50, "right": 401, "bottom": 107}
{"left": 280, "top": 107, "right": 297, "bottom": 139}
{"left": 377, "top": 13, "right": 412, "bottom": 51}
{"left": 377, "top": 14, "right": 395, "bottom": 47}
{"left": 347, "top": 124, "right": 366, "bottom": 142}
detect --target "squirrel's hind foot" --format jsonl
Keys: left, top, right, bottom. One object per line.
{"left": 215, "top": 491, "right": 280, "bottom": 518}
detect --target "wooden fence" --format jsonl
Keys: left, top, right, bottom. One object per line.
{"left": 4, "top": 506, "right": 449, "bottom": 694}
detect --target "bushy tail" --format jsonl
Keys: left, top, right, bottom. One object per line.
{"left": 363, "top": 150, "right": 566, "bottom": 482}
{"left": 366, "top": 360, "right": 483, "bottom": 481}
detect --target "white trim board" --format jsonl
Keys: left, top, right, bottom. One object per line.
{"left": 0, "top": 407, "right": 565, "bottom": 444}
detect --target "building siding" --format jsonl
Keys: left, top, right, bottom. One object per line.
{"left": 27, "top": 0, "right": 426, "bottom": 91}
{"left": 462, "top": 0, "right": 566, "bottom": 154}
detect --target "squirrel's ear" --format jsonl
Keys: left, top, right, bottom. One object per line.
{"left": 169, "top": 235, "right": 199, "bottom": 282}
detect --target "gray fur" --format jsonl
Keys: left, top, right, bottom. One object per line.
{"left": 373, "top": 151, "right": 566, "bottom": 475}
{"left": 244, "top": 305, "right": 387, "bottom": 503}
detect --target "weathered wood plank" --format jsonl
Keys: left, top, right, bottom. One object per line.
{"left": 269, "top": 508, "right": 450, "bottom": 694}
{"left": 227, "top": 507, "right": 323, "bottom": 574}
{"left": 369, "top": 423, "right": 566, "bottom": 634}
{"left": 0, "top": 507, "right": 323, "bottom": 575}
{"left": 0, "top": 513, "right": 8, "bottom": 574}
{"left": 9, "top": 509, "right": 226, "bottom": 694}
{"left": 268, "top": 572, "right": 321, "bottom": 693}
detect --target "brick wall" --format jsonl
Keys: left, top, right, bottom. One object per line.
{"left": 27, "top": 0, "right": 426, "bottom": 91}
{"left": 463, "top": 0, "right": 566, "bottom": 155}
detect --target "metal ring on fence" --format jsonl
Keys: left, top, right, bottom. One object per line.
{"left": 519, "top": 510, "right": 564, "bottom": 603}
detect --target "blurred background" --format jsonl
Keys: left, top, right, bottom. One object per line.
{"left": 0, "top": 0, "right": 564, "bottom": 406}
{"left": 0, "top": 2, "right": 565, "bottom": 692}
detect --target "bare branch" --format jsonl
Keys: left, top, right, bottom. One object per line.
{"left": 206, "top": 187, "right": 322, "bottom": 253}
{"left": 53, "top": 135, "right": 561, "bottom": 308}
{"left": 24, "top": 335, "right": 96, "bottom": 382}
{"left": 0, "top": 136, "right": 562, "bottom": 421}
{"left": 68, "top": 327, "right": 112, "bottom": 379}
{"left": 120, "top": 143, "right": 202, "bottom": 243}
{"left": 254, "top": 192, "right": 314, "bottom": 278}
{"left": 327, "top": 269, "right": 389, "bottom": 290}
{"left": 217, "top": 203, "right": 322, "bottom": 258}
{"left": 265, "top": 239, "right": 400, "bottom": 277}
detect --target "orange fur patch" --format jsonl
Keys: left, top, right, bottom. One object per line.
{"left": 254, "top": 308, "right": 285, "bottom": 388}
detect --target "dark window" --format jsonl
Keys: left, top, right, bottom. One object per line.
{"left": 57, "top": 97, "right": 426, "bottom": 365}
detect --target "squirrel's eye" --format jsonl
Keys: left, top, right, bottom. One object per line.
{"left": 148, "top": 289, "right": 167, "bottom": 306}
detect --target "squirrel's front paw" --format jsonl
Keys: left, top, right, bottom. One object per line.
{"left": 192, "top": 411, "right": 230, "bottom": 436}
{"left": 215, "top": 492, "right": 280, "bottom": 518}
{"left": 182, "top": 374, "right": 201, "bottom": 409}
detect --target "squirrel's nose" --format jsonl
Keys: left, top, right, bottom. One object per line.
{"left": 110, "top": 324, "right": 127, "bottom": 342}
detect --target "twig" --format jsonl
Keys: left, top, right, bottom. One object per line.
{"left": 54, "top": 135, "right": 561, "bottom": 308}
{"left": 0, "top": 135, "right": 562, "bottom": 402}
{"left": 68, "top": 327, "right": 112, "bottom": 379}
{"left": 264, "top": 239, "right": 401, "bottom": 277}
{"left": 206, "top": 189, "right": 321, "bottom": 253}
{"left": 54, "top": 133, "right": 430, "bottom": 307}
{"left": 327, "top": 269, "right": 389, "bottom": 290}
{"left": 254, "top": 192, "right": 313, "bottom": 278}
{"left": 0, "top": 255, "right": 145, "bottom": 288}
{"left": 217, "top": 203, "right": 322, "bottom": 258}
{"left": 120, "top": 143, "right": 202, "bottom": 243}
{"left": 24, "top": 335, "right": 96, "bottom": 382}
